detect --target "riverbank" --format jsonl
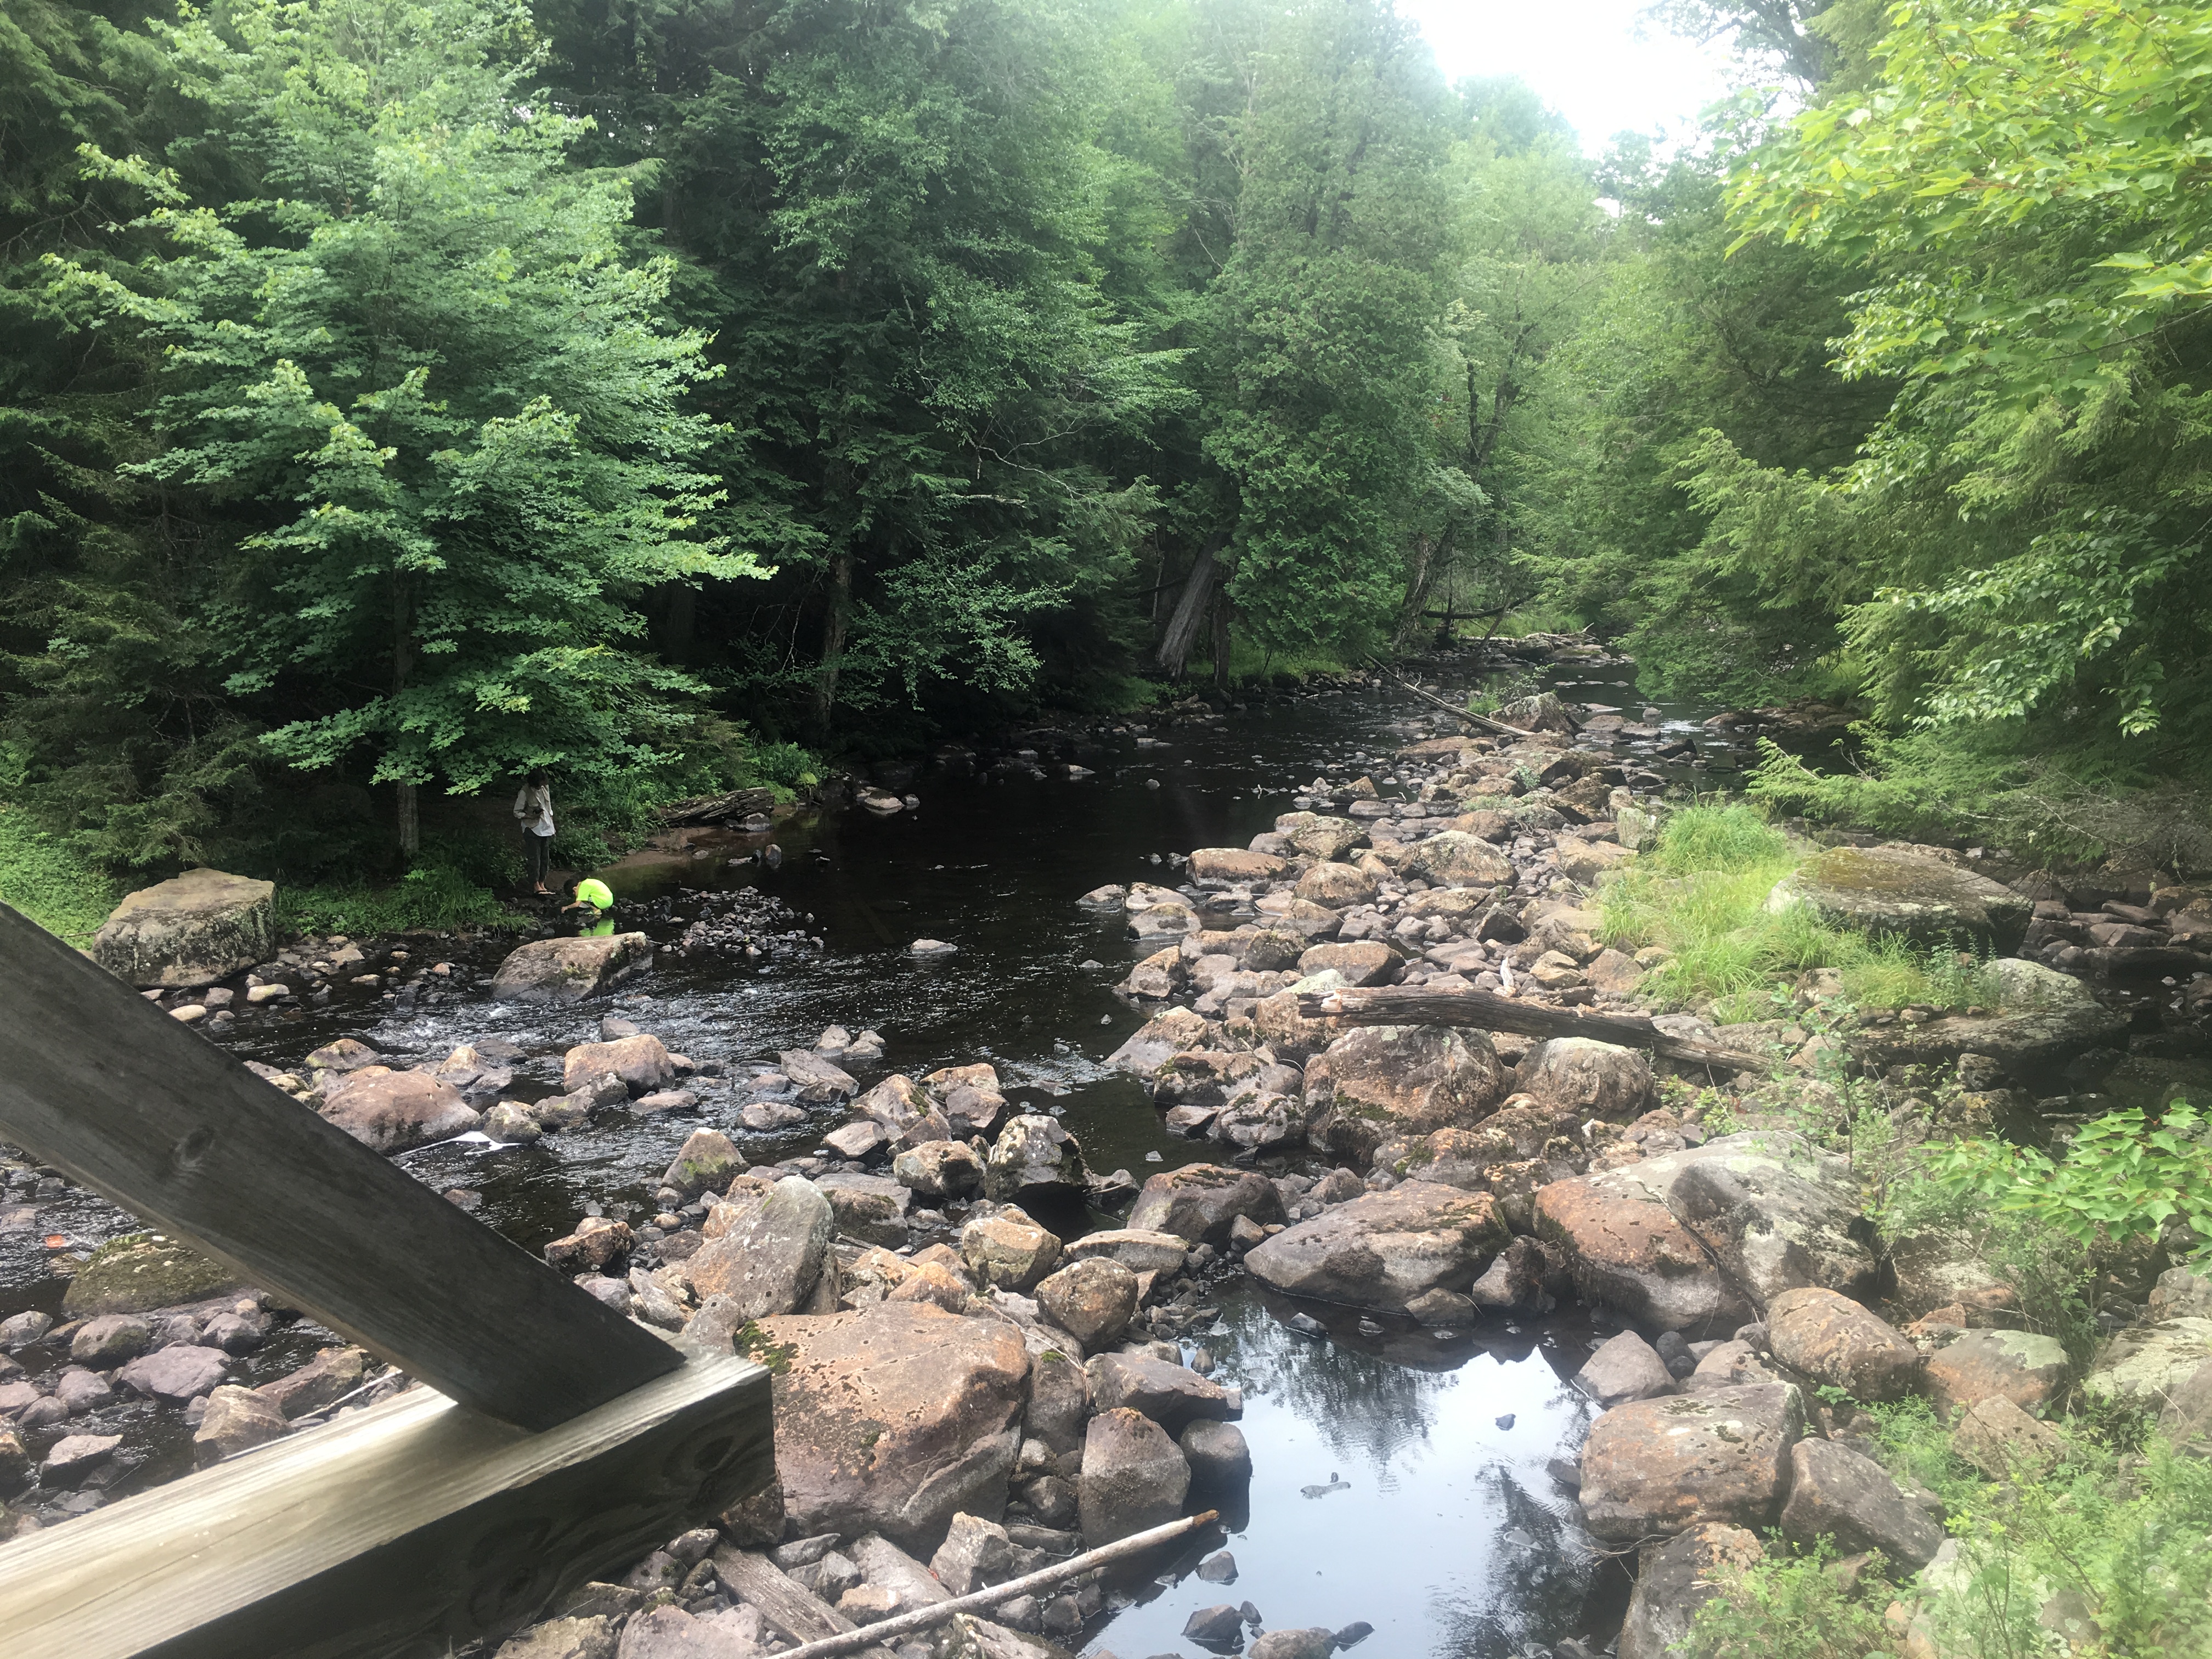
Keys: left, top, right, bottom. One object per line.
{"left": 1, "top": 639, "right": 2207, "bottom": 1658}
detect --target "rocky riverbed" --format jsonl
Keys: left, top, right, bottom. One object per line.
{"left": 4, "top": 637, "right": 2210, "bottom": 1658}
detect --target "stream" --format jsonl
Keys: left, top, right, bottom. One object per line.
{"left": 1, "top": 651, "right": 1782, "bottom": 1656}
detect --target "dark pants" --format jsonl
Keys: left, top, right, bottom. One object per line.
{"left": 526, "top": 831, "right": 551, "bottom": 888}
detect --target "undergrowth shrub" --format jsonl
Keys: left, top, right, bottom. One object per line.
{"left": 1923, "top": 1104, "right": 2212, "bottom": 1266}
{"left": 0, "top": 805, "right": 122, "bottom": 945}
{"left": 278, "top": 863, "right": 525, "bottom": 936}
{"left": 1688, "top": 1540, "right": 1892, "bottom": 1659}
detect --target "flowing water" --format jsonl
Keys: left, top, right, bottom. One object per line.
{"left": 3, "top": 656, "right": 1774, "bottom": 1653}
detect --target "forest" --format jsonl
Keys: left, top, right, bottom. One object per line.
{"left": 4, "top": 0, "right": 2209, "bottom": 898}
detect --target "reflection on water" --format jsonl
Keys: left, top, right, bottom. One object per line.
{"left": 1091, "top": 1279, "right": 1628, "bottom": 1657}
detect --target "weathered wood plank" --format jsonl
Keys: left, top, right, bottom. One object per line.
{"left": 710, "top": 1548, "right": 896, "bottom": 1659}
{"left": 0, "top": 902, "right": 680, "bottom": 1429}
{"left": 0, "top": 1348, "right": 772, "bottom": 1659}
{"left": 1298, "top": 985, "right": 1771, "bottom": 1071}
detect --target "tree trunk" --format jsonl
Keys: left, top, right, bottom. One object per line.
{"left": 1396, "top": 524, "right": 1460, "bottom": 646}
{"left": 1156, "top": 536, "right": 1222, "bottom": 679}
{"left": 656, "top": 581, "right": 697, "bottom": 662}
{"left": 392, "top": 578, "right": 419, "bottom": 856}
{"left": 1211, "top": 588, "right": 1232, "bottom": 692}
{"left": 812, "top": 551, "right": 853, "bottom": 732}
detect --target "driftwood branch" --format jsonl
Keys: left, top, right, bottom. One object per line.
{"left": 1360, "top": 656, "right": 1534, "bottom": 740}
{"left": 1299, "top": 986, "right": 1771, "bottom": 1072}
{"left": 661, "top": 787, "right": 779, "bottom": 827}
{"left": 771, "top": 1512, "right": 1220, "bottom": 1659}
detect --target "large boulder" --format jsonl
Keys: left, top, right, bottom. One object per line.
{"left": 755, "top": 1304, "right": 1031, "bottom": 1551}
{"left": 563, "top": 1034, "right": 675, "bottom": 1097}
{"left": 1849, "top": 957, "right": 2127, "bottom": 1079}
{"left": 116, "top": 1343, "right": 232, "bottom": 1404}
{"left": 1067, "top": 1229, "right": 1190, "bottom": 1276}
{"left": 815, "top": 1173, "right": 914, "bottom": 1249}
{"left": 1297, "top": 863, "right": 1378, "bottom": 908}
{"left": 1578, "top": 1383, "right": 1805, "bottom": 1542}
{"left": 1245, "top": 1183, "right": 1508, "bottom": 1313}
{"left": 1034, "top": 1258, "right": 1138, "bottom": 1350}
{"left": 1515, "top": 1038, "right": 1652, "bottom": 1120}
{"left": 318, "top": 1069, "right": 479, "bottom": 1153}
{"left": 61, "top": 1233, "right": 242, "bottom": 1317}
{"left": 1766, "top": 846, "right": 2031, "bottom": 950}
{"left": 1126, "top": 1164, "right": 1286, "bottom": 1245}
{"left": 985, "top": 1116, "right": 1086, "bottom": 1202}
{"left": 1766, "top": 1288, "right": 1920, "bottom": 1402}
{"left": 1406, "top": 832, "right": 1514, "bottom": 889}
{"left": 1574, "top": 1331, "right": 1676, "bottom": 1408}
{"left": 1296, "top": 941, "right": 1401, "bottom": 987}
{"left": 1536, "top": 1132, "right": 1853, "bottom": 1328}
{"left": 1950, "top": 1393, "right": 2067, "bottom": 1478}
{"left": 662, "top": 1130, "right": 742, "bottom": 1203}
{"left": 959, "top": 1209, "right": 1062, "bottom": 1293}
{"left": 682, "top": 1176, "right": 834, "bottom": 1319}
{"left": 193, "top": 1383, "right": 291, "bottom": 1467}
{"left": 1923, "top": 1329, "right": 2069, "bottom": 1419}
{"left": 1189, "top": 848, "right": 1286, "bottom": 885}
{"left": 2082, "top": 1318, "right": 2212, "bottom": 1406}
{"left": 1084, "top": 1352, "right": 1235, "bottom": 1433}
{"left": 1777, "top": 1438, "right": 1943, "bottom": 1571}
{"left": 1105, "top": 1008, "right": 1216, "bottom": 1075}
{"left": 91, "top": 868, "right": 275, "bottom": 988}
{"left": 1276, "top": 813, "right": 1368, "bottom": 861}
{"left": 1535, "top": 1148, "right": 1752, "bottom": 1335}
{"left": 1618, "top": 1525, "right": 1764, "bottom": 1659}
{"left": 1883, "top": 1229, "right": 2021, "bottom": 1324}
{"left": 489, "top": 932, "right": 653, "bottom": 1002}
{"left": 1666, "top": 1142, "right": 1876, "bottom": 1310}
{"left": 1079, "top": 1408, "right": 1188, "bottom": 1544}
{"left": 1307, "top": 1025, "right": 1508, "bottom": 1167}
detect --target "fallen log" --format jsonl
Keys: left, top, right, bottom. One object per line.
{"left": 1361, "top": 655, "right": 1534, "bottom": 741}
{"left": 1297, "top": 985, "right": 1771, "bottom": 1072}
{"left": 660, "top": 787, "right": 779, "bottom": 827}
{"left": 770, "top": 1511, "right": 1218, "bottom": 1659}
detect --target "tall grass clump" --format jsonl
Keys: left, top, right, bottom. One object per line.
{"left": 1600, "top": 803, "right": 2004, "bottom": 1020}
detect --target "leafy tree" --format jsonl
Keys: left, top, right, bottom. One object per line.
{"left": 1730, "top": 0, "right": 2212, "bottom": 744}
{"left": 1198, "top": 0, "right": 1458, "bottom": 662}
{"left": 538, "top": 0, "right": 1187, "bottom": 735}
{"left": 49, "top": 0, "right": 766, "bottom": 853}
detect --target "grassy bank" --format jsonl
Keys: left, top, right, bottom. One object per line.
{"left": 277, "top": 865, "right": 528, "bottom": 938}
{"left": 1688, "top": 1105, "right": 2212, "bottom": 1658}
{"left": 1598, "top": 804, "right": 2000, "bottom": 1022}
{"left": 0, "top": 807, "right": 122, "bottom": 946}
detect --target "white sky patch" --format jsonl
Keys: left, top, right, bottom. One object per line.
{"left": 1397, "top": 0, "right": 1741, "bottom": 154}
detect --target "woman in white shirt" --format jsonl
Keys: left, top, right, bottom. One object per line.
{"left": 512, "top": 769, "right": 556, "bottom": 894}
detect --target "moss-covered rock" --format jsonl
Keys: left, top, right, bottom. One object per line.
{"left": 63, "top": 1233, "right": 244, "bottom": 1316}
{"left": 1765, "top": 845, "right": 2031, "bottom": 949}
{"left": 91, "top": 868, "right": 274, "bottom": 988}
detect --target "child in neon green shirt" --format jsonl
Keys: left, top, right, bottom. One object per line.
{"left": 562, "top": 877, "right": 616, "bottom": 935}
